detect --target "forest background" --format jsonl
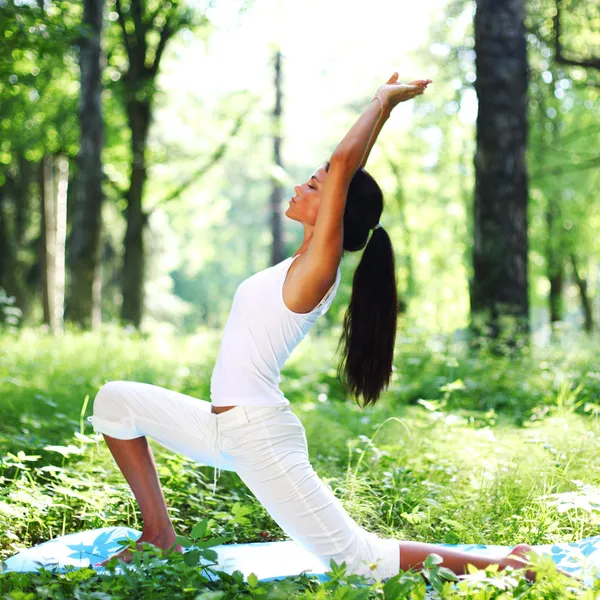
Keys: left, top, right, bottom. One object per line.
{"left": 2, "top": 1, "right": 600, "bottom": 597}
{"left": 1, "top": 0, "right": 597, "bottom": 340}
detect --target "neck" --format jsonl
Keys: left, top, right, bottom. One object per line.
{"left": 294, "top": 236, "right": 312, "bottom": 257}
{"left": 299, "top": 224, "right": 314, "bottom": 252}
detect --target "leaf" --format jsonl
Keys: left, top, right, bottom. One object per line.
{"left": 428, "top": 571, "right": 444, "bottom": 593}
{"left": 183, "top": 548, "right": 201, "bottom": 567}
{"left": 175, "top": 534, "right": 193, "bottom": 548}
{"left": 191, "top": 520, "right": 208, "bottom": 540}
{"left": 42, "top": 444, "right": 84, "bottom": 457}
{"left": 437, "top": 566, "right": 459, "bottom": 581}
{"left": 466, "top": 563, "right": 479, "bottom": 574}
{"left": 201, "top": 548, "right": 218, "bottom": 562}
{"left": 196, "top": 536, "right": 230, "bottom": 548}
{"left": 13, "top": 451, "right": 42, "bottom": 462}
{"left": 232, "top": 502, "right": 252, "bottom": 516}
{"left": 247, "top": 572, "right": 258, "bottom": 588}
{"left": 423, "top": 553, "right": 443, "bottom": 567}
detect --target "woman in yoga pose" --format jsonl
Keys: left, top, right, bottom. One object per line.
{"left": 90, "top": 72, "right": 537, "bottom": 582}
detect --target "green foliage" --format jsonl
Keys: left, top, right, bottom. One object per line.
{"left": 525, "top": 0, "right": 600, "bottom": 329}
{"left": 0, "top": 0, "right": 81, "bottom": 167}
{"left": 0, "top": 328, "right": 599, "bottom": 597}
{"left": 2, "top": 0, "right": 598, "bottom": 333}
{"left": 404, "top": 0, "right": 599, "bottom": 335}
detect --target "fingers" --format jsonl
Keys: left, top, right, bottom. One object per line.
{"left": 382, "top": 75, "right": 431, "bottom": 106}
{"left": 412, "top": 79, "right": 432, "bottom": 96}
{"left": 386, "top": 74, "right": 432, "bottom": 92}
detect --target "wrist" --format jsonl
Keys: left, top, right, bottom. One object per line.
{"left": 373, "top": 91, "right": 392, "bottom": 118}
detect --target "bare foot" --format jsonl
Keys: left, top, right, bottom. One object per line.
{"left": 504, "top": 543, "right": 536, "bottom": 582}
{"left": 504, "top": 543, "right": 581, "bottom": 583}
{"left": 94, "top": 533, "right": 184, "bottom": 568}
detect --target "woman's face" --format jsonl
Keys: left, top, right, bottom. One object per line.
{"left": 285, "top": 163, "right": 328, "bottom": 226}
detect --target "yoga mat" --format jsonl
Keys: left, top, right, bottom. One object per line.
{"left": 2, "top": 527, "right": 599, "bottom": 588}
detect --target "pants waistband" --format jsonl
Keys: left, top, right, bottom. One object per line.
{"left": 210, "top": 404, "right": 288, "bottom": 429}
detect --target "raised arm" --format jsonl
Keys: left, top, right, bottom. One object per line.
{"left": 335, "top": 72, "right": 432, "bottom": 172}
{"left": 307, "top": 73, "right": 432, "bottom": 271}
{"left": 289, "top": 72, "right": 431, "bottom": 313}
{"left": 358, "top": 99, "right": 392, "bottom": 170}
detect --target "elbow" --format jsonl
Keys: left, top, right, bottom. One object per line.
{"left": 329, "top": 150, "right": 350, "bottom": 168}
{"left": 328, "top": 151, "right": 356, "bottom": 177}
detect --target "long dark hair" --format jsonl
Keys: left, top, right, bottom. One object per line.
{"left": 324, "top": 162, "right": 399, "bottom": 408}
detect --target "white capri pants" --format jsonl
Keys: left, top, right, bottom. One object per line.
{"left": 87, "top": 381, "right": 400, "bottom": 582}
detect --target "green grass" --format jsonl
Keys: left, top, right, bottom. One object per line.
{"left": 1, "top": 326, "right": 599, "bottom": 598}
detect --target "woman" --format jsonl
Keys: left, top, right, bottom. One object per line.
{"left": 90, "top": 72, "right": 536, "bottom": 583}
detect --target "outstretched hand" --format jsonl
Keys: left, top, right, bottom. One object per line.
{"left": 376, "top": 72, "right": 432, "bottom": 110}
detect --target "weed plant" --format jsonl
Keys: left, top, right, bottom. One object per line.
{"left": 1, "top": 326, "right": 599, "bottom": 598}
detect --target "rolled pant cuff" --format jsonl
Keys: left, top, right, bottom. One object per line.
{"left": 87, "top": 415, "right": 144, "bottom": 440}
{"left": 359, "top": 536, "right": 401, "bottom": 582}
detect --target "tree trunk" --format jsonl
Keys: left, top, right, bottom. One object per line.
{"left": 113, "top": 0, "right": 217, "bottom": 328}
{"left": 39, "top": 154, "right": 68, "bottom": 333}
{"left": 549, "top": 266, "right": 564, "bottom": 324}
{"left": 470, "top": 0, "right": 530, "bottom": 341}
{"left": 270, "top": 48, "right": 284, "bottom": 265}
{"left": 571, "top": 253, "right": 594, "bottom": 333}
{"left": 546, "top": 195, "right": 564, "bottom": 324}
{"left": 121, "top": 101, "right": 150, "bottom": 327}
{"left": 15, "top": 155, "right": 31, "bottom": 246}
{"left": 0, "top": 178, "right": 27, "bottom": 322}
{"left": 68, "top": 0, "right": 105, "bottom": 328}
{"left": 0, "top": 162, "right": 29, "bottom": 321}
{"left": 54, "top": 155, "right": 68, "bottom": 332}
{"left": 40, "top": 155, "right": 55, "bottom": 329}
{"left": 14, "top": 156, "right": 34, "bottom": 320}
{"left": 0, "top": 187, "right": 20, "bottom": 322}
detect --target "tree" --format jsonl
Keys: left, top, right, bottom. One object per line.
{"left": 526, "top": 0, "right": 599, "bottom": 332}
{"left": 40, "top": 154, "right": 69, "bottom": 333}
{"left": 470, "top": 0, "right": 530, "bottom": 341}
{"left": 110, "top": 0, "right": 196, "bottom": 327}
{"left": 269, "top": 47, "right": 285, "bottom": 265}
{"left": 68, "top": 0, "right": 105, "bottom": 328}
{"left": 0, "top": 1, "right": 79, "bottom": 324}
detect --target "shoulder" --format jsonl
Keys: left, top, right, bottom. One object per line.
{"left": 282, "top": 250, "right": 341, "bottom": 314}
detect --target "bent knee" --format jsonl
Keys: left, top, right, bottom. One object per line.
{"left": 89, "top": 381, "right": 142, "bottom": 439}
{"left": 93, "top": 381, "right": 130, "bottom": 413}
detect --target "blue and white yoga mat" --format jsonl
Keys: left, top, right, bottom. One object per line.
{"left": 2, "top": 527, "right": 599, "bottom": 587}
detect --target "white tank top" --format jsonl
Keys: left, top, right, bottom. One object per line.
{"left": 210, "top": 254, "right": 342, "bottom": 407}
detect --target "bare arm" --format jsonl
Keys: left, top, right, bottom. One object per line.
{"left": 332, "top": 73, "right": 431, "bottom": 174}
{"left": 331, "top": 93, "right": 392, "bottom": 175}
{"left": 358, "top": 100, "right": 392, "bottom": 169}
{"left": 298, "top": 74, "right": 431, "bottom": 298}
{"left": 302, "top": 98, "right": 391, "bottom": 269}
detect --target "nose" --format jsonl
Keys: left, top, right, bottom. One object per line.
{"left": 294, "top": 185, "right": 301, "bottom": 195}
